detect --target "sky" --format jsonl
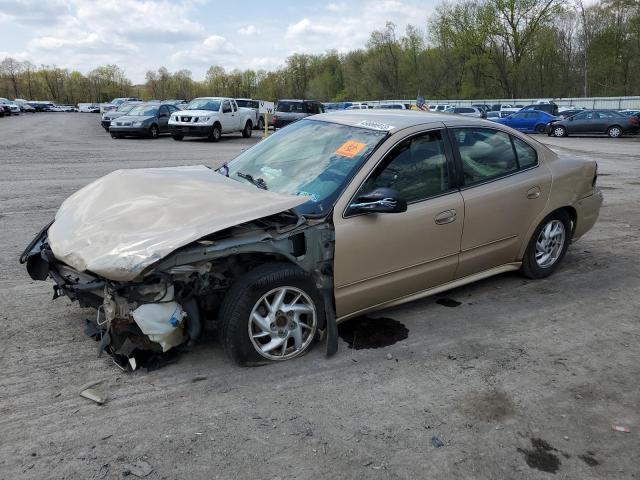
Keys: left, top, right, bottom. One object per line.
{"left": 0, "top": 0, "right": 439, "bottom": 83}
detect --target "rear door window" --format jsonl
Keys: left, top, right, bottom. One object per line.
{"left": 452, "top": 128, "right": 518, "bottom": 185}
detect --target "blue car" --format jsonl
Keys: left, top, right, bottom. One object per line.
{"left": 491, "top": 110, "right": 558, "bottom": 133}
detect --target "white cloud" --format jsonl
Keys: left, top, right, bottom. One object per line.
{"left": 238, "top": 24, "right": 258, "bottom": 36}
{"left": 171, "top": 35, "right": 239, "bottom": 66}
{"left": 325, "top": 3, "right": 346, "bottom": 12}
{"left": 0, "top": 0, "right": 437, "bottom": 82}
{"left": 285, "top": 0, "right": 428, "bottom": 53}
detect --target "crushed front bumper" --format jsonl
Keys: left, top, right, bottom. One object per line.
{"left": 20, "top": 226, "right": 194, "bottom": 367}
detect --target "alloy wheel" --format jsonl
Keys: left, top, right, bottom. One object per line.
{"left": 535, "top": 219, "right": 566, "bottom": 268}
{"left": 248, "top": 286, "right": 317, "bottom": 361}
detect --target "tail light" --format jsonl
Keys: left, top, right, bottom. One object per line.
{"left": 630, "top": 116, "right": 639, "bottom": 126}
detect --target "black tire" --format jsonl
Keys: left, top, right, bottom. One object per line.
{"left": 219, "top": 263, "right": 323, "bottom": 366}
{"left": 521, "top": 210, "right": 572, "bottom": 279}
{"left": 148, "top": 124, "right": 159, "bottom": 139}
{"left": 242, "top": 121, "right": 253, "bottom": 138}
{"left": 607, "top": 125, "right": 623, "bottom": 138}
{"left": 552, "top": 125, "right": 567, "bottom": 137}
{"left": 257, "top": 117, "right": 264, "bottom": 131}
{"left": 172, "top": 134, "right": 184, "bottom": 141}
{"left": 209, "top": 123, "right": 221, "bottom": 142}
{"left": 535, "top": 123, "right": 546, "bottom": 133}
{"left": 103, "top": 127, "right": 110, "bottom": 132}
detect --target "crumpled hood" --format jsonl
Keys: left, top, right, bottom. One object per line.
{"left": 48, "top": 166, "right": 307, "bottom": 281}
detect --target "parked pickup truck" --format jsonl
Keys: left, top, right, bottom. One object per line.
{"left": 168, "top": 97, "right": 255, "bottom": 141}
{"left": 235, "top": 98, "right": 269, "bottom": 130}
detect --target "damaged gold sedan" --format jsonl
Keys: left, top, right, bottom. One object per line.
{"left": 21, "top": 111, "right": 603, "bottom": 366}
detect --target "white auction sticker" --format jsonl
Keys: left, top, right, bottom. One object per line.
{"left": 356, "top": 120, "right": 394, "bottom": 131}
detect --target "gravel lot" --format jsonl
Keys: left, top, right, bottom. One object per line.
{"left": 1, "top": 113, "right": 639, "bottom": 479}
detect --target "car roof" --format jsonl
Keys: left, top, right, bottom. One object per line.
{"left": 311, "top": 110, "right": 497, "bottom": 133}
{"left": 278, "top": 99, "right": 320, "bottom": 103}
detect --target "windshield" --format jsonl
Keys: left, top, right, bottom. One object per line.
{"left": 128, "top": 105, "right": 158, "bottom": 116}
{"left": 117, "top": 103, "right": 138, "bottom": 113}
{"left": 224, "top": 119, "right": 387, "bottom": 215}
{"left": 186, "top": 99, "right": 221, "bottom": 111}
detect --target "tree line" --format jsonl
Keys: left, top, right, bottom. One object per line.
{"left": 1, "top": 0, "right": 638, "bottom": 104}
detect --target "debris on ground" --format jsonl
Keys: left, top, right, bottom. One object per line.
{"left": 386, "top": 353, "right": 393, "bottom": 360}
{"left": 612, "top": 425, "right": 630, "bottom": 433}
{"left": 79, "top": 379, "right": 108, "bottom": 405}
{"left": 123, "top": 460, "right": 153, "bottom": 477}
{"left": 431, "top": 436, "right": 445, "bottom": 448}
{"left": 579, "top": 452, "right": 600, "bottom": 467}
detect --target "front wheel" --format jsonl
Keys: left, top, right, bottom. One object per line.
{"left": 607, "top": 125, "right": 622, "bottom": 138}
{"left": 242, "top": 121, "right": 253, "bottom": 138}
{"left": 148, "top": 124, "right": 159, "bottom": 138}
{"left": 521, "top": 210, "right": 571, "bottom": 279}
{"left": 219, "top": 263, "right": 321, "bottom": 365}
{"left": 208, "top": 124, "right": 221, "bottom": 142}
{"left": 552, "top": 125, "right": 567, "bottom": 137}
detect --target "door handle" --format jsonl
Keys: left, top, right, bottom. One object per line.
{"left": 527, "top": 186, "right": 541, "bottom": 199}
{"left": 434, "top": 209, "right": 456, "bottom": 225}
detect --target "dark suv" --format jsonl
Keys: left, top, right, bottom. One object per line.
{"left": 272, "top": 100, "right": 324, "bottom": 129}
{"left": 520, "top": 103, "right": 559, "bottom": 116}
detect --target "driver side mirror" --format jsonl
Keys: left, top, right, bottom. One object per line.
{"left": 349, "top": 188, "right": 407, "bottom": 215}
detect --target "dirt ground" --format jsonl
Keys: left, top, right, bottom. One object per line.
{"left": 1, "top": 113, "right": 638, "bottom": 480}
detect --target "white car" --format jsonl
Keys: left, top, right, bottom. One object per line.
{"left": 429, "top": 104, "right": 452, "bottom": 112}
{"left": 9, "top": 103, "right": 20, "bottom": 115}
{"left": 79, "top": 103, "right": 100, "bottom": 113}
{"left": 346, "top": 103, "right": 371, "bottom": 110}
{"left": 168, "top": 97, "right": 255, "bottom": 142}
{"left": 375, "top": 103, "right": 407, "bottom": 110}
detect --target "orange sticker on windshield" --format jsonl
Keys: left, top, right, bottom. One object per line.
{"left": 335, "top": 140, "right": 366, "bottom": 158}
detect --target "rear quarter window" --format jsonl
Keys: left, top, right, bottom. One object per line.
{"left": 512, "top": 137, "right": 538, "bottom": 169}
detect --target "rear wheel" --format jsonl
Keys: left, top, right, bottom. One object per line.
{"left": 208, "top": 124, "right": 221, "bottom": 142}
{"left": 607, "top": 125, "right": 623, "bottom": 138}
{"left": 521, "top": 210, "right": 571, "bottom": 279}
{"left": 257, "top": 117, "right": 264, "bottom": 131}
{"left": 242, "top": 121, "right": 253, "bottom": 138}
{"left": 219, "top": 263, "right": 321, "bottom": 365}
{"left": 535, "top": 123, "right": 546, "bottom": 133}
{"left": 552, "top": 125, "right": 567, "bottom": 137}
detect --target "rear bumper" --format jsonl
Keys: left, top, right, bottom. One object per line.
{"left": 169, "top": 124, "right": 211, "bottom": 137}
{"left": 572, "top": 189, "right": 604, "bottom": 241}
